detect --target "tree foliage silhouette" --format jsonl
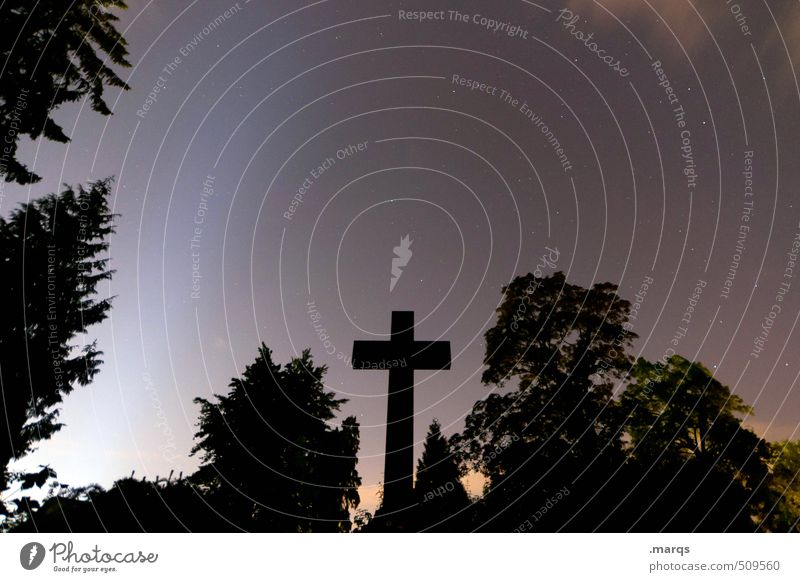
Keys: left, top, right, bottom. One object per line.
{"left": 5, "top": 267, "right": 800, "bottom": 532}
{"left": 0, "top": 0, "right": 130, "bottom": 184}
{"left": 414, "top": 420, "right": 470, "bottom": 531}
{"left": 762, "top": 440, "right": 800, "bottom": 532}
{"left": 458, "top": 271, "right": 636, "bottom": 530}
{"left": 191, "top": 345, "right": 361, "bottom": 532}
{"left": 6, "top": 476, "right": 225, "bottom": 533}
{"left": 0, "top": 179, "right": 115, "bottom": 511}
{"left": 613, "top": 356, "right": 771, "bottom": 531}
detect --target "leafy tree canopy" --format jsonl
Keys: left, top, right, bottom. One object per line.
{"left": 0, "top": 0, "right": 130, "bottom": 183}
{"left": 462, "top": 272, "right": 635, "bottom": 482}
{"left": 617, "top": 355, "right": 771, "bottom": 531}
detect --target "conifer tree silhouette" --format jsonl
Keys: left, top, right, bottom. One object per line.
{"left": 0, "top": 0, "right": 130, "bottom": 184}
{"left": 191, "top": 345, "right": 361, "bottom": 531}
{"left": 414, "top": 420, "right": 470, "bottom": 531}
{"left": 0, "top": 180, "right": 115, "bottom": 512}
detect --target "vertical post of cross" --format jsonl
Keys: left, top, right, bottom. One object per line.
{"left": 352, "top": 311, "right": 451, "bottom": 521}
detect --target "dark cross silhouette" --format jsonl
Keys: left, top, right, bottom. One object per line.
{"left": 352, "top": 311, "right": 451, "bottom": 517}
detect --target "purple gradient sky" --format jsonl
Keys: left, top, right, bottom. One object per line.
{"left": 5, "top": 0, "right": 800, "bottom": 512}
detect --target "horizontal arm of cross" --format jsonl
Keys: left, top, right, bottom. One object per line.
{"left": 352, "top": 340, "right": 450, "bottom": 371}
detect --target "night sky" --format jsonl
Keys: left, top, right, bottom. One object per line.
{"left": 6, "top": 0, "right": 800, "bottom": 512}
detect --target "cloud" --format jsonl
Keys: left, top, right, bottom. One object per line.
{"left": 561, "top": 0, "right": 799, "bottom": 67}
{"left": 557, "top": 0, "right": 800, "bottom": 98}
{"left": 562, "top": 0, "right": 708, "bottom": 56}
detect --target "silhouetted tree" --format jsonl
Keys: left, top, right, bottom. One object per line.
{"left": 760, "top": 440, "right": 800, "bottom": 532}
{"left": 191, "top": 345, "right": 361, "bottom": 532}
{"left": 8, "top": 474, "right": 228, "bottom": 532}
{"left": 351, "top": 508, "right": 373, "bottom": 532}
{"left": 616, "top": 356, "right": 771, "bottom": 531}
{"left": 414, "top": 420, "right": 470, "bottom": 531}
{"left": 0, "top": 180, "right": 115, "bottom": 511}
{"left": 0, "top": 0, "right": 130, "bottom": 183}
{"left": 457, "top": 272, "right": 636, "bottom": 530}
